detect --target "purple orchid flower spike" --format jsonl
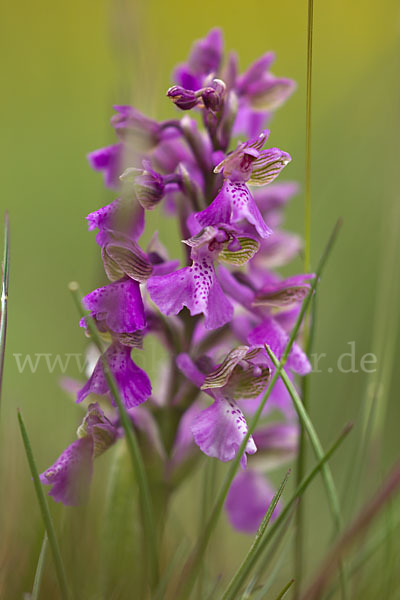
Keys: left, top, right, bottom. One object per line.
{"left": 177, "top": 347, "right": 270, "bottom": 468}
{"left": 77, "top": 342, "right": 152, "bottom": 409}
{"left": 195, "top": 130, "right": 291, "bottom": 238}
{"left": 40, "top": 403, "right": 118, "bottom": 505}
{"left": 174, "top": 28, "right": 223, "bottom": 91}
{"left": 147, "top": 225, "right": 259, "bottom": 330}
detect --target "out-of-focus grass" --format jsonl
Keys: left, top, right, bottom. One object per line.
{"left": 0, "top": 0, "right": 400, "bottom": 598}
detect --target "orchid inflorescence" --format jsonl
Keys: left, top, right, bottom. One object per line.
{"left": 40, "top": 28, "right": 312, "bottom": 534}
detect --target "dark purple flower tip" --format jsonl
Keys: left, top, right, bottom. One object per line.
{"left": 201, "top": 79, "right": 226, "bottom": 111}
{"left": 167, "top": 86, "right": 199, "bottom": 110}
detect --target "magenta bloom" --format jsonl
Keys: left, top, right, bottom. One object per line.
{"left": 225, "top": 470, "right": 280, "bottom": 533}
{"left": 77, "top": 343, "right": 152, "bottom": 409}
{"left": 195, "top": 130, "right": 291, "bottom": 238}
{"left": 147, "top": 226, "right": 236, "bottom": 330}
{"left": 40, "top": 404, "right": 118, "bottom": 505}
{"left": 174, "top": 28, "right": 223, "bottom": 91}
{"left": 81, "top": 277, "right": 146, "bottom": 334}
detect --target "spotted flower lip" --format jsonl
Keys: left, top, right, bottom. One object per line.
{"left": 77, "top": 342, "right": 152, "bottom": 409}
{"left": 80, "top": 277, "right": 146, "bottom": 335}
{"left": 147, "top": 225, "right": 259, "bottom": 330}
{"left": 177, "top": 348, "right": 270, "bottom": 468}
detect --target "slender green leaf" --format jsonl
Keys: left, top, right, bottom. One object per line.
{"left": 31, "top": 533, "right": 48, "bottom": 600}
{"left": 221, "top": 471, "right": 290, "bottom": 600}
{"left": 272, "top": 579, "right": 295, "bottom": 600}
{"left": 0, "top": 212, "right": 10, "bottom": 411}
{"left": 69, "top": 282, "right": 159, "bottom": 588}
{"left": 17, "top": 411, "right": 70, "bottom": 600}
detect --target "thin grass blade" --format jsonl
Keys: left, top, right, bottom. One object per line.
{"left": 17, "top": 410, "right": 70, "bottom": 600}
{"left": 31, "top": 533, "right": 48, "bottom": 600}
{"left": 221, "top": 471, "right": 290, "bottom": 600}
{"left": 272, "top": 578, "right": 295, "bottom": 600}
{"left": 69, "top": 282, "right": 159, "bottom": 588}
{"left": 0, "top": 212, "right": 10, "bottom": 411}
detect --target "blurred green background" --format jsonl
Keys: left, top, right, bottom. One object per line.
{"left": 1, "top": 0, "right": 399, "bottom": 597}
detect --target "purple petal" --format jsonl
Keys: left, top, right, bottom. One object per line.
{"left": 248, "top": 317, "right": 311, "bottom": 375}
{"left": 176, "top": 353, "right": 206, "bottom": 388}
{"left": 236, "top": 52, "right": 276, "bottom": 94}
{"left": 81, "top": 278, "right": 146, "bottom": 334}
{"left": 233, "top": 103, "right": 271, "bottom": 138}
{"left": 225, "top": 470, "right": 280, "bottom": 533}
{"left": 87, "top": 143, "right": 123, "bottom": 188}
{"left": 147, "top": 260, "right": 233, "bottom": 330}
{"left": 40, "top": 437, "right": 93, "bottom": 505}
{"left": 191, "top": 397, "right": 256, "bottom": 468}
{"left": 196, "top": 181, "right": 272, "bottom": 239}
{"left": 77, "top": 343, "right": 152, "bottom": 409}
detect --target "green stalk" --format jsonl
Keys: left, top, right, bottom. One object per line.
{"left": 272, "top": 579, "right": 295, "bottom": 600}
{"left": 176, "top": 220, "right": 342, "bottom": 599}
{"left": 0, "top": 212, "right": 10, "bottom": 411}
{"left": 31, "top": 533, "right": 48, "bottom": 600}
{"left": 304, "top": 0, "right": 314, "bottom": 274}
{"left": 17, "top": 410, "right": 70, "bottom": 600}
{"left": 69, "top": 283, "right": 159, "bottom": 589}
{"left": 220, "top": 471, "right": 290, "bottom": 600}
{"left": 266, "top": 345, "right": 348, "bottom": 598}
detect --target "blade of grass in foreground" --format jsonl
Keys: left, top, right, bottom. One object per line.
{"left": 176, "top": 220, "right": 342, "bottom": 599}
{"left": 31, "top": 534, "right": 48, "bottom": 600}
{"left": 226, "top": 425, "right": 352, "bottom": 599}
{"left": 266, "top": 345, "right": 348, "bottom": 598}
{"left": 17, "top": 411, "right": 69, "bottom": 600}
{"left": 69, "top": 282, "right": 159, "bottom": 588}
{"left": 221, "top": 471, "right": 290, "bottom": 600}
{"left": 272, "top": 578, "right": 295, "bottom": 600}
{"left": 0, "top": 212, "right": 10, "bottom": 411}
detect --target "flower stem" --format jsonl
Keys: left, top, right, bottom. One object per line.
{"left": 17, "top": 410, "right": 70, "bottom": 600}
{"left": 266, "top": 345, "right": 348, "bottom": 599}
{"left": 0, "top": 212, "right": 10, "bottom": 413}
{"left": 69, "top": 282, "right": 159, "bottom": 590}
{"left": 273, "top": 578, "right": 295, "bottom": 600}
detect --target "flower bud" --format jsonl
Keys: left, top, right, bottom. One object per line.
{"left": 167, "top": 86, "right": 199, "bottom": 110}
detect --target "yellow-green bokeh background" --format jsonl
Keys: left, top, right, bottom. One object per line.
{"left": 1, "top": 0, "right": 399, "bottom": 596}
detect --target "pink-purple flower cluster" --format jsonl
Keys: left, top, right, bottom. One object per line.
{"left": 41, "top": 29, "right": 310, "bottom": 533}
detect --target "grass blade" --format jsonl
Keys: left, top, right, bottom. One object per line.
{"left": 31, "top": 533, "right": 48, "bottom": 600}
{"left": 69, "top": 282, "right": 159, "bottom": 588}
{"left": 176, "top": 220, "right": 342, "bottom": 599}
{"left": 272, "top": 578, "right": 295, "bottom": 600}
{"left": 266, "top": 345, "right": 348, "bottom": 597}
{"left": 0, "top": 212, "right": 10, "bottom": 411}
{"left": 221, "top": 471, "right": 290, "bottom": 600}
{"left": 17, "top": 410, "right": 69, "bottom": 600}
